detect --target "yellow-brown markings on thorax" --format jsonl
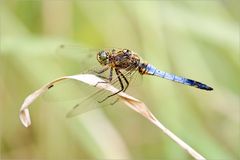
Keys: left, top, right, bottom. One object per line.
{"left": 103, "top": 49, "right": 142, "bottom": 71}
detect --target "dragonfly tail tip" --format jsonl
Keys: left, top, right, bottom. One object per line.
{"left": 207, "top": 86, "right": 213, "bottom": 91}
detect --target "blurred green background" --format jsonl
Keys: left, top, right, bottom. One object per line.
{"left": 1, "top": 0, "right": 239, "bottom": 159}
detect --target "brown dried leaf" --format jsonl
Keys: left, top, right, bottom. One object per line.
{"left": 19, "top": 74, "right": 205, "bottom": 160}
{"left": 19, "top": 74, "right": 140, "bottom": 127}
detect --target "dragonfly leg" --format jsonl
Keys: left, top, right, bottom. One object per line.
{"left": 93, "top": 66, "right": 109, "bottom": 74}
{"left": 98, "top": 69, "right": 124, "bottom": 103}
{"left": 109, "top": 67, "right": 113, "bottom": 81}
{"left": 94, "top": 67, "right": 113, "bottom": 87}
{"left": 93, "top": 66, "right": 109, "bottom": 80}
{"left": 118, "top": 70, "right": 129, "bottom": 92}
{"left": 108, "top": 70, "right": 130, "bottom": 105}
{"left": 95, "top": 75, "right": 109, "bottom": 81}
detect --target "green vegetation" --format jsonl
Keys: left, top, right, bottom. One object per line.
{"left": 1, "top": 1, "right": 239, "bottom": 159}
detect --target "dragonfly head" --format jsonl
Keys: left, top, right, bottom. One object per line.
{"left": 97, "top": 50, "right": 110, "bottom": 66}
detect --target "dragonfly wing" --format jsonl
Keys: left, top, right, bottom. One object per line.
{"left": 66, "top": 67, "right": 139, "bottom": 117}
{"left": 65, "top": 88, "right": 119, "bottom": 117}
{"left": 55, "top": 44, "right": 103, "bottom": 73}
{"left": 65, "top": 76, "right": 123, "bottom": 117}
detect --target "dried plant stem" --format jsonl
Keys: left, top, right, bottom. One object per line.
{"left": 19, "top": 74, "right": 206, "bottom": 160}
{"left": 122, "top": 100, "right": 206, "bottom": 160}
{"left": 149, "top": 113, "right": 205, "bottom": 160}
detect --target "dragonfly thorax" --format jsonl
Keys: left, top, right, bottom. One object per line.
{"left": 111, "top": 49, "right": 141, "bottom": 71}
{"left": 97, "top": 49, "right": 141, "bottom": 71}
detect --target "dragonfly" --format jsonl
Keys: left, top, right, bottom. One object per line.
{"left": 95, "top": 48, "right": 212, "bottom": 92}
{"left": 57, "top": 47, "right": 213, "bottom": 117}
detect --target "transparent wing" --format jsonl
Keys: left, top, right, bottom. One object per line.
{"left": 55, "top": 44, "right": 102, "bottom": 73}
{"left": 54, "top": 44, "right": 126, "bottom": 73}
{"left": 65, "top": 84, "right": 118, "bottom": 118}
{"left": 43, "top": 44, "right": 103, "bottom": 101}
{"left": 66, "top": 67, "right": 139, "bottom": 117}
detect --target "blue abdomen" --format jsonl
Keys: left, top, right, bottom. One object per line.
{"left": 142, "top": 64, "right": 213, "bottom": 91}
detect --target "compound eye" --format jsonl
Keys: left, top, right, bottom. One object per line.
{"left": 97, "top": 51, "right": 109, "bottom": 65}
{"left": 99, "top": 51, "right": 107, "bottom": 60}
